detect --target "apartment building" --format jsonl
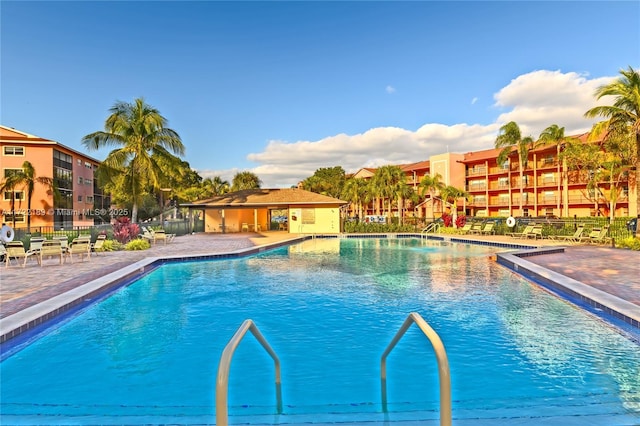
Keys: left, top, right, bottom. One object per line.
{"left": 0, "top": 125, "right": 108, "bottom": 230}
{"left": 351, "top": 134, "right": 637, "bottom": 219}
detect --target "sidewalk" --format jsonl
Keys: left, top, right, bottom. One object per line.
{"left": 1, "top": 233, "right": 638, "bottom": 322}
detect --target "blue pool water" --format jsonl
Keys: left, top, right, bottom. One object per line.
{"left": 1, "top": 238, "right": 639, "bottom": 425}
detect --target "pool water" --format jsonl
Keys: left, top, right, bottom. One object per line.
{"left": 1, "top": 238, "right": 639, "bottom": 425}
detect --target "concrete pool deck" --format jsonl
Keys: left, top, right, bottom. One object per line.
{"left": 1, "top": 232, "right": 639, "bottom": 342}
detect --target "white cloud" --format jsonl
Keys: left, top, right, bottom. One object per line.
{"left": 200, "top": 69, "right": 616, "bottom": 188}
{"left": 471, "top": 97, "right": 478, "bottom": 105}
{"left": 385, "top": 85, "right": 396, "bottom": 94}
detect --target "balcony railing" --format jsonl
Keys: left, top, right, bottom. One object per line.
{"left": 466, "top": 167, "right": 487, "bottom": 176}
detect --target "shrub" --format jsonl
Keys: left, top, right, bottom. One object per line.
{"left": 617, "top": 237, "right": 640, "bottom": 251}
{"left": 101, "top": 239, "right": 123, "bottom": 252}
{"left": 112, "top": 217, "right": 140, "bottom": 244}
{"left": 125, "top": 239, "right": 150, "bottom": 251}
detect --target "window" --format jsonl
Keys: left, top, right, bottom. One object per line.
{"left": 301, "top": 208, "right": 315, "bottom": 224}
{"left": 3, "top": 146, "right": 24, "bottom": 156}
{"left": 501, "top": 160, "right": 509, "bottom": 170}
{"left": 469, "top": 179, "right": 486, "bottom": 190}
{"left": 4, "top": 168, "right": 22, "bottom": 178}
{"left": 3, "top": 213, "right": 25, "bottom": 223}
{"left": 85, "top": 161, "right": 92, "bottom": 169}
{"left": 85, "top": 179, "right": 92, "bottom": 186}
{"left": 77, "top": 159, "right": 82, "bottom": 165}
{"left": 543, "top": 173, "right": 554, "bottom": 184}
{"left": 523, "top": 208, "right": 529, "bottom": 217}
{"left": 545, "top": 208, "right": 554, "bottom": 217}
{"left": 78, "top": 195, "right": 83, "bottom": 202}
{"left": 86, "top": 195, "right": 94, "bottom": 203}
{"left": 78, "top": 177, "right": 83, "bottom": 184}
{"left": 4, "top": 190, "right": 25, "bottom": 201}
{"left": 498, "top": 177, "right": 509, "bottom": 188}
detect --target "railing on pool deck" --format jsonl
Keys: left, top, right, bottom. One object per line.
{"left": 215, "top": 319, "right": 283, "bottom": 426}
{"left": 381, "top": 312, "right": 452, "bottom": 426}
{"left": 422, "top": 222, "right": 441, "bottom": 236}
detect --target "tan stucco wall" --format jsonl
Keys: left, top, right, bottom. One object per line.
{"left": 288, "top": 205, "right": 341, "bottom": 234}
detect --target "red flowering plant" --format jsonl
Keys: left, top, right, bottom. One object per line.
{"left": 112, "top": 217, "right": 140, "bottom": 244}
{"left": 455, "top": 215, "right": 467, "bottom": 228}
{"left": 441, "top": 212, "right": 453, "bottom": 227}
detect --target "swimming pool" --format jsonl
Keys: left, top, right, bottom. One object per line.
{"left": 1, "top": 238, "right": 639, "bottom": 425}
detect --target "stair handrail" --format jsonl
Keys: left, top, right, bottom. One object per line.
{"left": 216, "top": 319, "right": 282, "bottom": 425}
{"left": 380, "top": 312, "right": 452, "bottom": 426}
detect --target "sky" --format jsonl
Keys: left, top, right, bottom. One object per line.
{"left": 1, "top": 1, "right": 638, "bottom": 188}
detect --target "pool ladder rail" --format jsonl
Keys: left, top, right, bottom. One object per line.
{"left": 215, "top": 319, "right": 283, "bottom": 425}
{"left": 215, "top": 312, "right": 452, "bottom": 426}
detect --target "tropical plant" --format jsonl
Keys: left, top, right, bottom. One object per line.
{"left": 231, "top": 171, "right": 262, "bottom": 191}
{"left": 439, "top": 185, "right": 470, "bottom": 228}
{"left": 584, "top": 66, "right": 640, "bottom": 236}
{"left": 301, "top": 166, "right": 346, "bottom": 199}
{"left": 537, "top": 124, "right": 579, "bottom": 215}
{"left": 82, "top": 98, "right": 185, "bottom": 223}
{"left": 562, "top": 125, "right": 636, "bottom": 221}
{"left": 341, "top": 177, "right": 368, "bottom": 220}
{"left": 370, "top": 165, "right": 406, "bottom": 219}
{"left": 495, "top": 121, "right": 539, "bottom": 215}
{"left": 418, "top": 173, "right": 445, "bottom": 216}
{"left": 112, "top": 217, "right": 141, "bottom": 244}
{"left": 0, "top": 161, "right": 56, "bottom": 231}
{"left": 125, "top": 238, "right": 150, "bottom": 251}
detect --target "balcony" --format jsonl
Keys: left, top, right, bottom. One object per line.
{"left": 467, "top": 167, "right": 487, "bottom": 177}
{"left": 488, "top": 181, "right": 510, "bottom": 191}
{"left": 537, "top": 178, "right": 558, "bottom": 187}
{"left": 488, "top": 166, "right": 510, "bottom": 175}
{"left": 537, "top": 159, "right": 558, "bottom": 169}
{"left": 466, "top": 185, "right": 487, "bottom": 192}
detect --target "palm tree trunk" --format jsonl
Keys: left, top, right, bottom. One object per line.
{"left": 132, "top": 204, "right": 139, "bottom": 224}
{"left": 636, "top": 134, "right": 640, "bottom": 237}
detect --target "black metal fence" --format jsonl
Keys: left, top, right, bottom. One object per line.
{"left": 6, "top": 219, "right": 199, "bottom": 249}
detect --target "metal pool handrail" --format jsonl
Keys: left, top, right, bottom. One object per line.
{"left": 215, "top": 319, "right": 282, "bottom": 425}
{"left": 381, "top": 312, "right": 452, "bottom": 426}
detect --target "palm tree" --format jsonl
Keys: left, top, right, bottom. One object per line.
{"left": 341, "top": 177, "right": 367, "bottom": 220}
{"left": 82, "top": 98, "right": 185, "bottom": 223}
{"left": 495, "top": 121, "right": 537, "bottom": 215}
{"left": 0, "top": 172, "right": 22, "bottom": 228}
{"left": 231, "top": 171, "right": 262, "bottom": 191}
{"left": 371, "top": 165, "right": 405, "bottom": 220}
{"left": 439, "top": 185, "right": 470, "bottom": 227}
{"left": 0, "top": 161, "right": 56, "bottom": 231}
{"left": 418, "top": 173, "right": 445, "bottom": 217}
{"left": 210, "top": 176, "right": 230, "bottom": 195}
{"left": 584, "top": 66, "right": 640, "bottom": 236}
{"left": 538, "top": 124, "right": 578, "bottom": 215}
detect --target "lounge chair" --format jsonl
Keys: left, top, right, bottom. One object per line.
{"left": 579, "top": 225, "right": 611, "bottom": 245}
{"left": 506, "top": 224, "right": 535, "bottom": 238}
{"left": 459, "top": 223, "right": 473, "bottom": 234}
{"left": 39, "top": 239, "right": 64, "bottom": 266}
{"left": 549, "top": 224, "right": 585, "bottom": 244}
{"left": 66, "top": 237, "right": 91, "bottom": 263}
{"left": 29, "top": 237, "right": 46, "bottom": 252}
{"left": 469, "top": 223, "right": 484, "bottom": 234}
{"left": 152, "top": 229, "right": 168, "bottom": 245}
{"left": 91, "top": 234, "right": 107, "bottom": 255}
{"left": 480, "top": 223, "right": 495, "bottom": 235}
{"left": 52, "top": 236, "right": 69, "bottom": 254}
{"left": 523, "top": 225, "right": 544, "bottom": 239}
{"left": 5, "top": 241, "right": 40, "bottom": 267}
